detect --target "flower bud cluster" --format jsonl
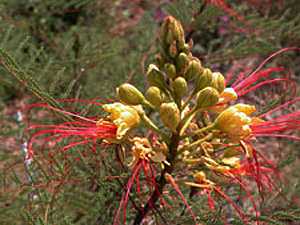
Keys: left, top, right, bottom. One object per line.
{"left": 147, "top": 16, "right": 233, "bottom": 115}
{"left": 114, "top": 16, "right": 240, "bottom": 137}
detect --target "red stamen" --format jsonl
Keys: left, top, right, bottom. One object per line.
{"left": 166, "top": 174, "right": 199, "bottom": 225}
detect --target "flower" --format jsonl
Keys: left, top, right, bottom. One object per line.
{"left": 209, "top": 88, "right": 238, "bottom": 113}
{"left": 128, "top": 137, "right": 152, "bottom": 168}
{"left": 114, "top": 136, "right": 163, "bottom": 225}
{"left": 22, "top": 99, "right": 119, "bottom": 169}
{"left": 102, "top": 103, "right": 142, "bottom": 141}
{"left": 219, "top": 88, "right": 238, "bottom": 103}
{"left": 214, "top": 103, "right": 262, "bottom": 142}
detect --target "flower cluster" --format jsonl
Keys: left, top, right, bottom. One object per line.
{"left": 23, "top": 16, "right": 300, "bottom": 225}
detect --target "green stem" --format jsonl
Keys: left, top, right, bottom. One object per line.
{"left": 182, "top": 90, "right": 196, "bottom": 110}
{"left": 177, "top": 133, "right": 213, "bottom": 155}
{"left": 162, "top": 88, "right": 174, "bottom": 102}
{"left": 175, "top": 180, "right": 213, "bottom": 190}
{"left": 182, "top": 157, "right": 203, "bottom": 164}
{"left": 180, "top": 123, "right": 215, "bottom": 140}
{"left": 139, "top": 112, "right": 169, "bottom": 144}
{"left": 178, "top": 107, "right": 198, "bottom": 130}
{"left": 142, "top": 99, "right": 156, "bottom": 110}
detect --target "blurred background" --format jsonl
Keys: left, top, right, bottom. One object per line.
{"left": 1, "top": 0, "right": 300, "bottom": 224}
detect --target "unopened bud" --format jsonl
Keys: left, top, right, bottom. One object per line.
{"left": 117, "top": 83, "right": 146, "bottom": 105}
{"left": 177, "top": 34, "right": 185, "bottom": 51}
{"left": 147, "top": 64, "right": 166, "bottom": 89}
{"left": 210, "top": 72, "right": 225, "bottom": 93}
{"left": 196, "top": 87, "right": 219, "bottom": 109}
{"left": 146, "top": 86, "right": 165, "bottom": 107}
{"left": 185, "top": 58, "right": 202, "bottom": 81}
{"left": 176, "top": 22, "right": 185, "bottom": 50}
{"left": 165, "top": 28, "right": 174, "bottom": 45}
{"left": 195, "top": 68, "right": 213, "bottom": 92}
{"left": 160, "top": 102, "right": 181, "bottom": 132}
{"left": 171, "top": 19, "right": 180, "bottom": 41}
{"left": 182, "top": 43, "right": 191, "bottom": 55}
{"left": 161, "top": 16, "right": 171, "bottom": 43}
{"left": 172, "top": 77, "right": 187, "bottom": 99}
{"left": 164, "top": 63, "right": 177, "bottom": 79}
{"left": 176, "top": 52, "right": 189, "bottom": 75}
{"left": 163, "top": 16, "right": 185, "bottom": 50}
{"left": 160, "top": 50, "right": 170, "bottom": 63}
{"left": 155, "top": 53, "right": 164, "bottom": 68}
{"left": 168, "top": 40, "right": 177, "bottom": 58}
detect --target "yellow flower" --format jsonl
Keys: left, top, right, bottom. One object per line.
{"left": 209, "top": 88, "right": 237, "bottom": 114}
{"left": 214, "top": 103, "right": 256, "bottom": 142}
{"left": 219, "top": 88, "right": 238, "bottom": 103}
{"left": 128, "top": 137, "right": 152, "bottom": 168}
{"left": 102, "top": 103, "right": 141, "bottom": 140}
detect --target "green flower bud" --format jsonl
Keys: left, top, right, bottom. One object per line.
{"left": 172, "top": 77, "right": 187, "bottom": 99}
{"left": 160, "top": 50, "right": 170, "bottom": 63}
{"left": 168, "top": 40, "right": 177, "bottom": 58}
{"left": 146, "top": 86, "right": 165, "bottom": 107}
{"left": 160, "top": 102, "right": 181, "bottom": 132}
{"left": 176, "top": 52, "right": 189, "bottom": 75}
{"left": 164, "top": 16, "right": 184, "bottom": 45}
{"left": 210, "top": 72, "right": 225, "bottom": 93}
{"left": 161, "top": 16, "right": 186, "bottom": 54}
{"left": 165, "top": 27, "right": 174, "bottom": 45}
{"left": 147, "top": 64, "right": 166, "bottom": 89}
{"left": 171, "top": 19, "right": 180, "bottom": 41}
{"left": 161, "top": 16, "right": 171, "bottom": 43}
{"left": 177, "top": 30, "right": 185, "bottom": 50}
{"left": 182, "top": 43, "right": 191, "bottom": 55}
{"left": 117, "top": 83, "right": 146, "bottom": 105}
{"left": 195, "top": 87, "right": 219, "bottom": 109}
{"left": 195, "top": 68, "right": 213, "bottom": 93}
{"left": 185, "top": 58, "right": 203, "bottom": 82}
{"left": 175, "top": 20, "right": 185, "bottom": 50}
{"left": 164, "top": 63, "right": 177, "bottom": 79}
{"left": 155, "top": 54, "right": 164, "bottom": 68}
